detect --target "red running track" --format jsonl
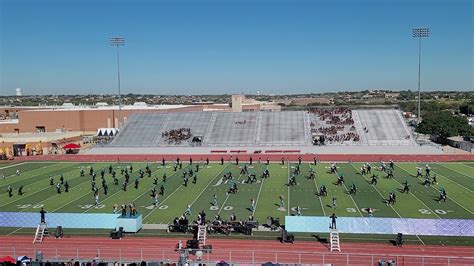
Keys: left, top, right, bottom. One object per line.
{"left": 12, "top": 153, "right": 474, "bottom": 163}
{"left": 1, "top": 236, "right": 473, "bottom": 265}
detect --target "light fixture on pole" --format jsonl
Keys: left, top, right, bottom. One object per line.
{"left": 110, "top": 36, "right": 125, "bottom": 128}
{"left": 412, "top": 27, "right": 430, "bottom": 124}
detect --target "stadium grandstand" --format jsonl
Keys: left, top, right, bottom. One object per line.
{"left": 105, "top": 108, "right": 417, "bottom": 149}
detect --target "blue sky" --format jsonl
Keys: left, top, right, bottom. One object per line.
{"left": 1, "top": 0, "right": 472, "bottom": 95}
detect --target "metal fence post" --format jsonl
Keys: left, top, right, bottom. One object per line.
{"left": 229, "top": 250, "right": 232, "bottom": 263}
{"left": 422, "top": 256, "right": 424, "bottom": 265}
{"left": 371, "top": 255, "right": 374, "bottom": 265}
{"left": 298, "top": 252, "right": 301, "bottom": 264}
{"left": 447, "top": 257, "right": 450, "bottom": 266}
{"left": 275, "top": 252, "right": 278, "bottom": 262}
{"left": 346, "top": 253, "right": 349, "bottom": 265}
{"left": 76, "top": 248, "right": 79, "bottom": 260}
{"left": 252, "top": 251, "right": 255, "bottom": 264}
{"left": 56, "top": 248, "right": 58, "bottom": 259}
{"left": 97, "top": 248, "right": 100, "bottom": 260}
{"left": 13, "top": 247, "right": 16, "bottom": 258}
{"left": 323, "top": 253, "right": 325, "bottom": 264}
{"left": 119, "top": 248, "right": 122, "bottom": 264}
{"left": 140, "top": 248, "right": 143, "bottom": 261}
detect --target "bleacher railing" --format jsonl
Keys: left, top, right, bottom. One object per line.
{"left": 2, "top": 246, "right": 473, "bottom": 265}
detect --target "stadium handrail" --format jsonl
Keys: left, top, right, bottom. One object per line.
{"left": 2, "top": 246, "right": 473, "bottom": 265}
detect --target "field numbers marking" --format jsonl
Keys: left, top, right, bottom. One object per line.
{"left": 78, "top": 204, "right": 105, "bottom": 209}
{"left": 16, "top": 204, "right": 44, "bottom": 209}
{"left": 418, "top": 209, "right": 450, "bottom": 215}
{"left": 346, "top": 208, "right": 357, "bottom": 213}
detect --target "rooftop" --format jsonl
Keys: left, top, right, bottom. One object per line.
{"left": 25, "top": 104, "right": 194, "bottom": 112}
{"left": 0, "top": 131, "right": 83, "bottom": 143}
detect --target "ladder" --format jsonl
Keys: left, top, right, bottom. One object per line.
{"left": 330, "top": 229, "right": 341, "bottom": 252}
{"left": 197, "top": 225, "right": 207, "bottom": 247}
{"left": 33, "top": 223, "right": 48, "bottom": 244}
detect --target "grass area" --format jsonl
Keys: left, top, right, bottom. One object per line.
{"left": 0, "top": 161, "right": 473, "bottom": 245}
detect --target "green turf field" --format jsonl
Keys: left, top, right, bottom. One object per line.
{"left": 1, "top": 160, "right": 473, "bottom": 245}
{"left": 1, "top": 161, "right": 473, "bottom": 226}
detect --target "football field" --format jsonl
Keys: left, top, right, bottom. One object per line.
{"left": 1, "top": 160, "right": 473, "bottom": 228}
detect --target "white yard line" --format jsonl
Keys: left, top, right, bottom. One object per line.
{"left": 310, "top": 163, "right": 326, "bottom": 217}
{"left": 431, "top": 170, "right": 473, "bottom": 193}
{"left": 0, "top": 162, "right": 27, "bottom": 169}
{"left": 18, "top": 178, "right": 94, "bottom": 213}
{"left": 341, "top": 181, "right": 364, "bottom": 217}
{"left": 390, "top": 177, "right": 442, "bottom": 219}
{"left": 397, "top": 166, "right": 474, "bottom": 215}
{"left": 350, "top": 163, "right": 426, "bottom": 245}
{"left": 0, "top": 164, "right": 75, "bottom": 196}
{"left": 143, "top": 184, "right": 182, "bottom": 220}
{"left": 252, "top": 176, "right": 265, "bottom": 215}
{"left": 87, "top": 167, "right": 182, "bottom": 213}
{"left": 441, "top": 164, "right": 474, "bottom": 180}
{"left": 108, "top": 167, "right": 183, "bottom": 219}
{"left": 191, "top": 164, "right": 229, "bottom": 207}
{"left": 1, "top": 162, "right": 71, "bottom": 182}
{"left": 0, "top": 166, "right": 84, "bottom": 208}
{"left": 217, "top": 171, "right": 244, "bottom": 215}
{"left": 52, "top": 190, "right": 95, "bottom": 213}
{"left": 460, "top": 162, "right": 474, "bottom": 169}
{"left": 7, "top": 163, "right": 109, "bottom": 234}
{"left": 332, "top": 169, "right": 363, "bottom": 217}
{"left": 145, "top": 164, "right": 229, "bottom": 220}
{"left": 287, "top": 162, "right": 290, "bottom": 216}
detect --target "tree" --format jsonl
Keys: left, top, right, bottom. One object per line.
{"left": 460, "top": 102, "right": 474, "bottom": 115}
{"left": 416, "top": 111, "right": 473, "bottom": 140}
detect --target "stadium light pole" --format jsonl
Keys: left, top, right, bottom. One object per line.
{"left": 412, "top": 27, "right": 430, "bottom": 124}
{"left": 110, "top": 37, "right": 125, "bottom": 128}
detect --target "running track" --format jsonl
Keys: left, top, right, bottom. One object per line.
{"left": 1, "top": 236, "right": 473, "bottom": 265}
{"left": 12, "top": 153, "right": 474, "bottom": 163}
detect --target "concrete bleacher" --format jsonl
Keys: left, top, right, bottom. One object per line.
{"left": 110, "top": 109, "right": 415, "bottom": 147}
{"left": 157, "top": 112, "right": 212, "bottom": 146}
{"left": 206, "top": 112, "right": 258, "bottom": 146}
{"left": 353, "top": 109, "right": 414, "bottom": 146}
{"left": 258, "top": 112, "right": 309, "bottom": 146}
{"left": 110, "top": 113, "right": 166, "bottom": 147}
